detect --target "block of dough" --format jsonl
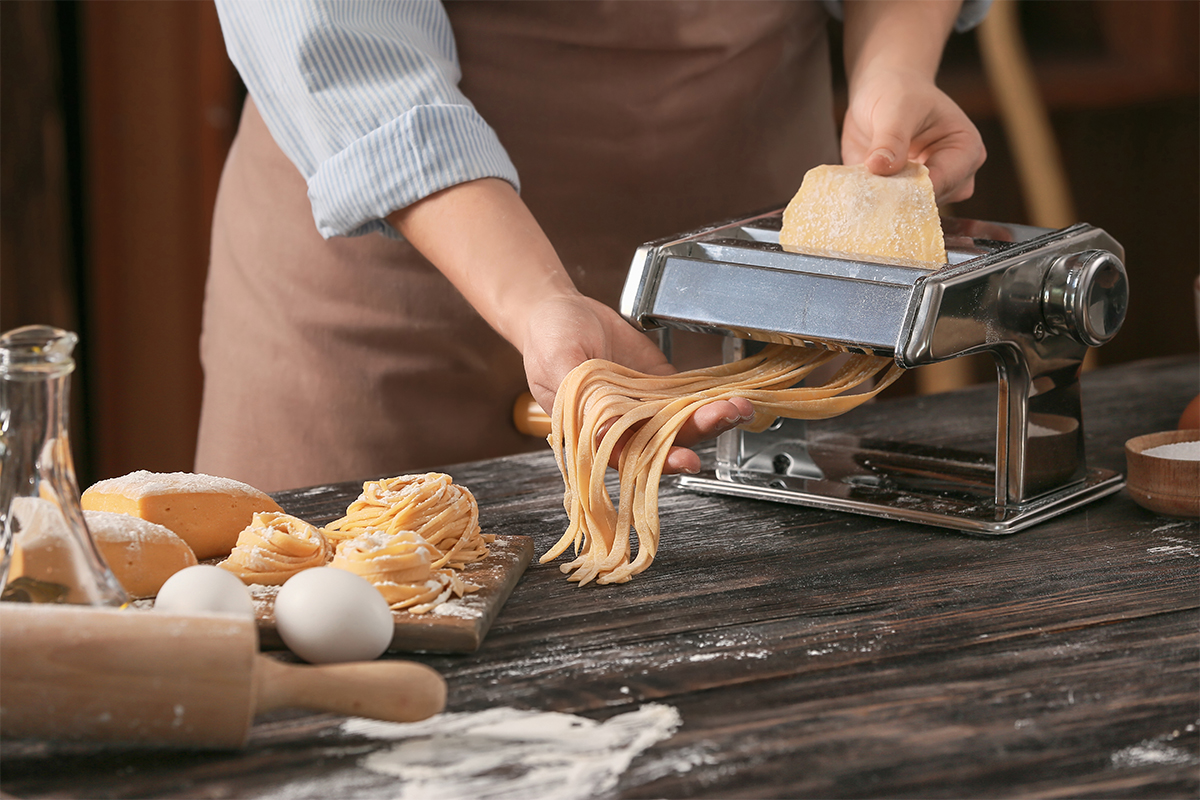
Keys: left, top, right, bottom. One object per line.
{"left": 5, "top": 501, "right": 197, "bottom": 600}
{"left": 780, "top": 162, "right": 946, "bottom": 268}
{"left": 81, "top": 471, "right": 283, "bottom": 560}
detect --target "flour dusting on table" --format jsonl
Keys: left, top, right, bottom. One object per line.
{"left": 1110, "top": 740, "right": 1196, "bottom": 768}
{"left": 342, "top": 704, "right": 682, "bottom": 800}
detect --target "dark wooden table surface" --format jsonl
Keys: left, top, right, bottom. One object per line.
{"left": 3, "top": 356, "right": 1197, "bottom": 799}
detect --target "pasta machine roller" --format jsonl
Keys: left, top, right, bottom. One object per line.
{"left": 620, "top": 211, "right": 1129, "bottom": 534}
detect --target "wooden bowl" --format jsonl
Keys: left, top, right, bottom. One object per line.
{"left": 1027, "top": 412, "right": 1080, "bottom": 487}
{"left": 1125, "top": 430, "right": 1200, "bottom": 518}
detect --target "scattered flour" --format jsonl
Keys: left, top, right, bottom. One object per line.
{"left": 293, "top": 485, "right": 340, "bottom": 497}
{"left": 248, "top": 583, "right": 281, "bottom": 617}
{"left": 628, "top": 741, "right": 718, "bottom": 783}
{"left": 86, "top": 469, "right": 272, "bottom": 499}
{"left": 429, "top": 590, "right": 487, "bottom": 619}
{"left": 1146, "top": 536, "right": 1199, "bottom": 560}
{"left": 1110, "top": 741, "right": 1196, "bottom": 768}
{"left": 1152, "top": 521, "right": 1197, "bottom": 534}
{"left": 1146, "top": 544, "right": 1199, "bottom": 559}
{"left": 341, "top": 704, "right": 682, "bottom": 800}
{"left": 805, "top": 626, "right": 894, "bottom": 657}
{"left": 1110, "top": 725, "right": 1200, "bottom": 770}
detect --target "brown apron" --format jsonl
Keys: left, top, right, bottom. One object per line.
{"left": 195, "top": 0, "right": 838, "bottom": 492}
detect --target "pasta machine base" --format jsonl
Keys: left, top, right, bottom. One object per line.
{"left": 676, "top": 423, "right": 1124, "bottom": 534}
{"left": 621, "top": 210, "right": 1130, "bottom": 534}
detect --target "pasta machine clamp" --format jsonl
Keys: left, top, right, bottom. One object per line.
{"left": 619, "top": 212, "right": 1129, "bottom": 534}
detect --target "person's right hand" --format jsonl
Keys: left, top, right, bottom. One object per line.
{"left": 839, "top": 0, "right": 987, "bottom": 203}
{"left": 841, "top": 65, "right": 985, "bottom": 204}
{"left": 391, "top": 178, "right": 752, "bottom": 475}
{"left": 520, "top": 291, "right": 754, "bottom": 475}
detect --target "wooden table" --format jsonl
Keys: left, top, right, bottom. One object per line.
{"left": 3, "top": 356, "right": 1197, "bottom": 799}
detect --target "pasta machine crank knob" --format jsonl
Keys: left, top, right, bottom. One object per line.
{"left": 1041, "top": 249, "right": 1128, "bottom": 347}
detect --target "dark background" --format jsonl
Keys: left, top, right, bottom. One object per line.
{"left": 2, "top": 0, "right": 1197, "bottom": 488}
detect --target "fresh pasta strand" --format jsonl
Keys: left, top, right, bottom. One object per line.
{"left": 541, "top": 343, "right": 904, "bottom": 586}
{"left": 324, "top": 473, "right": 492, "bottom": 569}
{"left": 218, "top": 511, "right": 333, "bottom": 585}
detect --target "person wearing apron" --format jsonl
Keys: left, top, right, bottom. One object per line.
{"left": 197, "top": 1, "right": 987, "bottom": 492}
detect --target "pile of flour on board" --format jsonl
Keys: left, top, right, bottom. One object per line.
{"left": 341, "top": 704, "right": 684, "bottom": 800}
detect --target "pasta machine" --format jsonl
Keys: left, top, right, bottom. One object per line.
{"left": 619, "top": 210, "right": 1129, "bottom": 534}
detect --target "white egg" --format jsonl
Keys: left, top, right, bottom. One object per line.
{"left": 154, "top": 564, "right": 255, "bottom": 618}
{"left": 273, "top": 567, "right": 394, "bottom": 664}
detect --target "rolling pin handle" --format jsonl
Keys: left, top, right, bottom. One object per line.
{"left": 513, "top": 392, "right": 552, "bottom": 438}
{"left": 253, "top": 655, "right": 447, "bottom": 724}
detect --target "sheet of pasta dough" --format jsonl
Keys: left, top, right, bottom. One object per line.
{"left": 779, "top": 162, "right": 946, "bottom": 268}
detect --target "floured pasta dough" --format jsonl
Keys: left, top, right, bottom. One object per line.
{"left": 542, "top": 344, "right": 903, "bottom": 585}
{"left": 780, "top": 162, "right": 946, "bottom": 268}
{"left": 217, "top": 511, "right": 333, "bottom": 585}
{"left": 324, "top": 473, "right": 492, "bottom": 569}
{"left": 330, "top": 530, "right": 479, "bottom": 614}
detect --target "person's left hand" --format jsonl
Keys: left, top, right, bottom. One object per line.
{"left": 841, "top": 66, "right": 986, "bottom": 204}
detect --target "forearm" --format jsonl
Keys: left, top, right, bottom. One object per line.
{"left": 386, "top": 178, "right": 579, "bottom": 355}
{"left": 217, "top": 0, "right": 519, "bottom": 240}
{"left": 842, "top": 1, "right": 960, "bottom": 89}
{"left": 838, "top": 0, "right": 984, "bottom": 199}
{"left": 388, "top": 175, "right": 752, "bottom": 477}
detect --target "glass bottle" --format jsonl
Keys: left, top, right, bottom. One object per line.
{"left": 0, "top": 325, "right": 127, "bottom": 606}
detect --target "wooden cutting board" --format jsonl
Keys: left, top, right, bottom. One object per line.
{"left": 251, "top": 534, "right": 533, "bottom": 655}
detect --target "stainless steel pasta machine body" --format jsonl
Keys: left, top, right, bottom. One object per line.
{"left": 619, "top": 211, "right": 1129, "bottom": 534}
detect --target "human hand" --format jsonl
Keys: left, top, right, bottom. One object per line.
{"left": 521, "top": 292, "right": 753, "bottom": 475}
{"left": 390, "top": 179, "right": 751, "bottom": 475}
{"left": 839, "top": 0, "right": 987, "bottom": 204}
{"left": 841, "top": 66, "right": 986, "bottom": 204}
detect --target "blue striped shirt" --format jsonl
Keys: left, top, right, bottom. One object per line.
{"left": 215, "top": 0, "right": 519, "bottom": 240}
{"left": 216, "top": 0, "right": 990, "bottom": 241}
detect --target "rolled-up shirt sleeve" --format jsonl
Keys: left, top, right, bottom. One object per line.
{"left": 215, "top": 0, "right": 520, "bottom": 239}
{"left": 821, "top": 0, "right": 993, "bottom": 32}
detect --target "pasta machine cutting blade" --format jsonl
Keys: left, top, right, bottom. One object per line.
{"left": 619, "top": 211, "right": 1129, "bottom": 534}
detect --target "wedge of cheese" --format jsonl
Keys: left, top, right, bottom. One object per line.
{"left": 85, "top": 510, "right": 198, "bottom": 598}
{"left": 779, "top": 162, "right": 946, "bottom": 268}
{"left": 6, "top": 498, "right": 100, "bottom": 603}
{"left": 81, "top": 471, "right": 283, "bottom": 560}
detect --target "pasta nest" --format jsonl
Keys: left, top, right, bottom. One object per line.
{"left": 542, "top": 343, "right": 903, "bottom": 586}
{"left": 323, "top": 472, "right": 491, "bottom": 569}
{"left": 218, "top": 511, "right": 333, "bottom": 585}
{"left": 331, "top": 529, "right": 479, "bottom": 613}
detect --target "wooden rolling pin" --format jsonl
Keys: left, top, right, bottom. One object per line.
{"left": 0, "top": 602, "right": 446, "bottom": 748}
{"left": 513, "top": 391, "right": 552, "bottom": 438}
